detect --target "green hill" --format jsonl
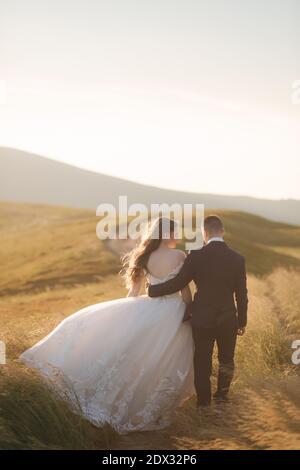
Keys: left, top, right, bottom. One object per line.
{"left": 0, "top": 202, "right": 119, "bottom": 297}
{"left": 1, "top": 202, "right": 300, "bottom": 299}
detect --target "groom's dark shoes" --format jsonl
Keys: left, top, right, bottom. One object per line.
{"left": 197, "top": 405, "right": 212, "bottom": 421}
{"left": 213, "top": 391, "right": 230, "bottom": 403}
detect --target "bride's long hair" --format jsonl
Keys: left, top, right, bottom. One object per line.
{"left": 121, "top": 217, "right": 177, "bottom": 289}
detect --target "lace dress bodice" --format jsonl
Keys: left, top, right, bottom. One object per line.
{"left": 144, "top": 261, "right": 184, "bottom": 298}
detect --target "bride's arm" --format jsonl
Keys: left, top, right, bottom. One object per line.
{"left": 127, "top": 274, "right": 144, "bottom": 297}
{"left": 181, "top": 285, "right": 192, "bottom": 304}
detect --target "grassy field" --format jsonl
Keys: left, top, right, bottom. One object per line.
{"left": 0, "top": 201, "right": 300, "bottom": 450}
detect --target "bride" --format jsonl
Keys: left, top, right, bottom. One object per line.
{"left": 20, "top": 217, "right": 194, "bottom": 434}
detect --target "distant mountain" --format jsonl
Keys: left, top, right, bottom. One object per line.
{"left": 1, "top": 147, "right": 300, "bottom": 225}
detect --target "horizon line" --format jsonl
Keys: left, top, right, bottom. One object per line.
{"left": 1, "top": 144, "right": 299, "bottom": 204}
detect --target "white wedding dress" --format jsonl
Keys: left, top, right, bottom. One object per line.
{"left": 20, "top": 262, "right": 194, "bottom": 433}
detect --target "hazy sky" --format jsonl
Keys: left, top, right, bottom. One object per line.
{"left": 0, "top": 0, "right": 300, "bottom": 199}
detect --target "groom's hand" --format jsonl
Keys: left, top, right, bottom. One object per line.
{"left": 237, "top": 327, "right": 246, "bottom": 336}
{"left": 182, "top": 303, "right": 192, "bottom": 322}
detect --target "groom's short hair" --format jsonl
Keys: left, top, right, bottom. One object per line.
{"left": 203, "top": 215, "right": 224, "bottom": 235}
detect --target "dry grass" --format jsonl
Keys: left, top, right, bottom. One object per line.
{"left": 0, "top": 202, "right": 300, "bottom": 449}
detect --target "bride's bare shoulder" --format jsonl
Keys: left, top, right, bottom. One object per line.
{"left": 147, "top": 248, "right": 186, "bottom": 276}
{"left": 161, "top": 248, "right": 186, "bottom": 268}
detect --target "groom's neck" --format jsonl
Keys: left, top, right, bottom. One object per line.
{"left": 205, "top": 235, "right": 224, "bottom": 245}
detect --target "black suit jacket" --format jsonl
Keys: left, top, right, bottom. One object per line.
{"left": 148, "top": 241, "right": 248, "bottom": 329}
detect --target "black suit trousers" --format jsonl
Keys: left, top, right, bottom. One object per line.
{"left": 192, "top": 316, "right": 238, "bottom": 406}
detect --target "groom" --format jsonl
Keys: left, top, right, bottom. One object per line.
{"left": 148, "top": 215, "right": 248, "bottom": 413}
